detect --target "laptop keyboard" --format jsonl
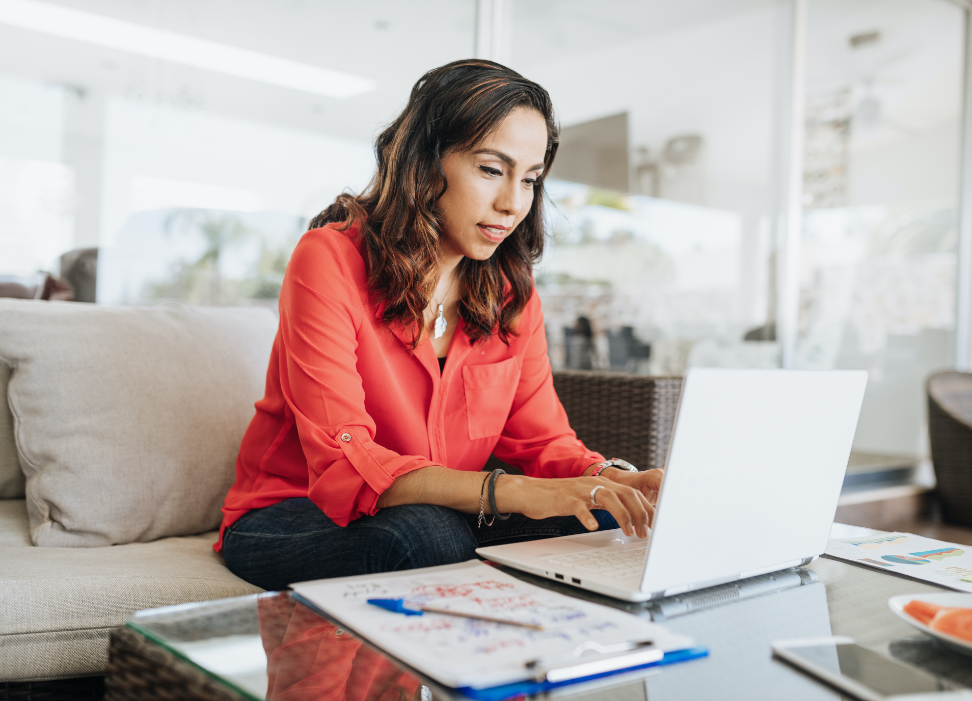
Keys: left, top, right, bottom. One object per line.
{"left": 545, "top": 543, "right": 649, "bottom": 580}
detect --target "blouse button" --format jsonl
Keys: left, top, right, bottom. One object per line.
{"left": 340, "top": 432, "right": 352, "bottom": 442}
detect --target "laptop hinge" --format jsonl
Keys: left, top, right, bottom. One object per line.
{"left": 650, "top": 558, "right": 809, "bottom": 599}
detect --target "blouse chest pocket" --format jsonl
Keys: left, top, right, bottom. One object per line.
{"left": 462, "top": 357, "right": 521, "bottom": 440}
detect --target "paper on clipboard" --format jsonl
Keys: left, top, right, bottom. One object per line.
{"left": 290, "top": 560, "right": 694, "bottom": 689}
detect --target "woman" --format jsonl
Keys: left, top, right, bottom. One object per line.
{"left": 218, "top": 59, "right": 664, "bottom": 591}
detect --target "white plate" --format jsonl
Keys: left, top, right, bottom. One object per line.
{"left": 888, "top": 593, "right": 972, "bottom": 657}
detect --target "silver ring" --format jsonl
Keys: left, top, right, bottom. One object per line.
{"left": 590, "top": 485, "right": 604, "bottom": 507}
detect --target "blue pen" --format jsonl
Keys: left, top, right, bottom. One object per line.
{"left": 367, "top": 598, "right": 543, "bottom": 630}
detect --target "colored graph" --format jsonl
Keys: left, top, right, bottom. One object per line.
{"left": 910, "top": 548, "right": 965, "bottom": 561}
{"left": 847, "top": 535, "right": 910, "bottom": 550}
{"left": 878, "top": 548, "right": 966, "bottom": 566}
{"left": 858, "top": 558, "right": 894, "bottom": 568}
{"left": 881, "top": 554, "right": 931, "bottom": 566}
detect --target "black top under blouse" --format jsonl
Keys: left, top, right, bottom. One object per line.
{"left": 438, "top": 356, "right": 447, "bottom": 374}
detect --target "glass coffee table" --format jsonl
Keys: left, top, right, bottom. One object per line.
{"left": 106, "top": 557, "right": 972, "bottom": 701}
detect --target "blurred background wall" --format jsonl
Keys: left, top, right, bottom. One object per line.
{"left": 1, "top": 0, "right": 970, "bottom": 480}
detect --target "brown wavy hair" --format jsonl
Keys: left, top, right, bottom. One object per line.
{"left": 309, "top": 59, "right": 559, "bottom": 346}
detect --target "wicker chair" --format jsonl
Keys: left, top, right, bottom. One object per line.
{"left": 927, "top": 371, "right": 972, "bottom": 527}
{"left": 487, "top": 371, "right": 683, "bottom": 473}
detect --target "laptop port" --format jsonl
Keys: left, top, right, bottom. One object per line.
{"left": 555, "top": 573, "right": 564, "bottom": 580}
{"left": 571, "top": 577, "right": 582, "bottom": 584}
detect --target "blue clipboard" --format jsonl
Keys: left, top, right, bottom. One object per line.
{"left": 457, "top": 646, "right": 709, "bottom": 701}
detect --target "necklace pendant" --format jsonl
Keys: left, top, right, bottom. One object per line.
{"left": 433, "top": 303, "right": 447, "bottom": 340}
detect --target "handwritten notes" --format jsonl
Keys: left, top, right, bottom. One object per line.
{"left": 826, "top": 533, "right": 972, "bottom": 593}
{"left": 291, "top": 560, "right": 690, "bottom": 689}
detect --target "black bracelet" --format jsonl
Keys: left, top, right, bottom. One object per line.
{"left": 487, "top": 468, "right": 511, "bottom": 521}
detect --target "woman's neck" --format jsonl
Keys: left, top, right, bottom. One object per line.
{"left": 435, "top": 245, "right": 463, "bottom": 296}
{"left": 438, "top": 242, "right": 463, "bottom": 284}
{"left": 428, "top": 251, "right": 463, "bottom": 356}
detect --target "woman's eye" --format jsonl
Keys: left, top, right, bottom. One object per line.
{"left": 524, "top": 178, "right": 538, "bottom": 188}
{"left": 479, "top": 165, "right": 502, "bottom": 176}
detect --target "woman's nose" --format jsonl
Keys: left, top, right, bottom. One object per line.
{"left": 495, "top": 180, "right": 529, "bottom": 216}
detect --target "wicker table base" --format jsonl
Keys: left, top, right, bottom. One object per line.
{"left": 104, "top": 627, "right": 244, "bottom": 701}
{"left": 0, "top": 679, "right": 103, "bottom": 701}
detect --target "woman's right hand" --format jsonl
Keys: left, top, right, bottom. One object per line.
{"left": 494, "top": 474, "right": 654, "bottom": 539}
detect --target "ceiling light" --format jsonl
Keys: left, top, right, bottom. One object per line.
{"left": 0, "top": 0, "right": 375, "bottom": 98}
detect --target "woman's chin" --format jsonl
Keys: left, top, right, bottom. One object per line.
{"left": 463, "top": 241, "right": 502, "bottom": 261}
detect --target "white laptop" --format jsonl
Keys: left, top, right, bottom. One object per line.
{"left": 476, "top": 368, "right": 868, "bottom": 602}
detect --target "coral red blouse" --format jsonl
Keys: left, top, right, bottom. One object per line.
{"left": 216, "top": 223, "right": 603, "bottom": 550}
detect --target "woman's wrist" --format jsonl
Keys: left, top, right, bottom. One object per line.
{"left": 491, "top": 472, "right": 527, "bottom": 514}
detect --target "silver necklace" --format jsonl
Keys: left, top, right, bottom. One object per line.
{"left": 431, "top": 276, "right": 457, "bottom": 340}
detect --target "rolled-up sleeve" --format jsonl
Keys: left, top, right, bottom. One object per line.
{"left": 277, "top": 241, "right": 434, "bottom": 526}
{"left": 490, "top": 294, "right": 604, "bottom": 478}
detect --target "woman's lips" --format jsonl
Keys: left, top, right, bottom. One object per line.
{"left": 478, "top": 224, "right": 508, "bottom": 243}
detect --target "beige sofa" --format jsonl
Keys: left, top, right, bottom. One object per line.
{"left": 0, "top": 300, "right": 275, "bottom": 682}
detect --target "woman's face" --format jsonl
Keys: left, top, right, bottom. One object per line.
{"left": 436, "top": 107, "right": 548, "bottom": 262}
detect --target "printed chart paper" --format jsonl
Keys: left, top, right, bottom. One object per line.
{"left": 826, "top": 533, "right": 972, "bottom": 593}
{"left": 291, "top": 560, "right": 691, "bottom": 689}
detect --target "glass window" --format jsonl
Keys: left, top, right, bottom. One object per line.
{"left": 511, "top": 0, "right": 785, "bottom": 374}
{"left": 0, "top": 0, "right": 476, "bottom": 303}
{"left": 0, "top": 76, "right": 70, "bottom": 277}
{"left": 799, "top": 0, "right": 964, "bottom": 462}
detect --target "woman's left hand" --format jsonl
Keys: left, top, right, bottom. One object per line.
{"left": 592, "top": 467, "right": 664, "bottom": 506}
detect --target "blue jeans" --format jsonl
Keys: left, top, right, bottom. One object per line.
{"left": 222, "top": 497, "right": 619, "bottom": 591}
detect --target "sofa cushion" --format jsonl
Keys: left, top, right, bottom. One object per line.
{"left": 0, "top": 299, "right": 277, "bottom": 547}
{"left": 0, "top": 499, "right": 262, "bottom": 681}
{"left": 0, "top": 361, "right": 24, "bottom": 499}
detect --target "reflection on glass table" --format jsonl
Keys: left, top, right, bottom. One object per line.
{"left": 120, "top": 558, "right": 972, "bottom": 701}
{"left": 258, "top": 594, "right": 422, "bottom": 701}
